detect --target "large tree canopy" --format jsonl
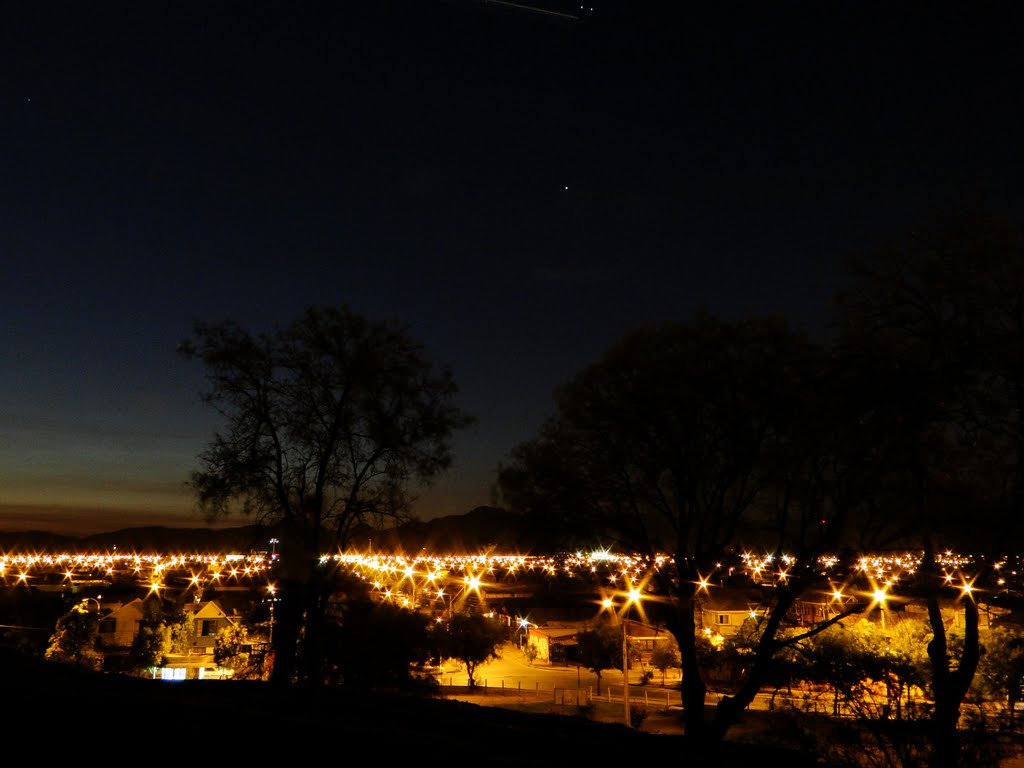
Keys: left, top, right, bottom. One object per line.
{"left": 832, "top": 207, "right": 1024, "bottom": 767}
{"left": 496, "top": 313, "right": 867, "bottom": 739}
{"left": 181, "top": 304, "right": 473, "bottom": 686}
{"left": 497, "top": 207, "right": 1024, "bottom": 763}
{"left": 498, "top": 312, "right": 814, "bottom": 558}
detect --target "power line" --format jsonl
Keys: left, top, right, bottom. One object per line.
{"left": 479, "top": 1, "right": 579, "bottom": 21}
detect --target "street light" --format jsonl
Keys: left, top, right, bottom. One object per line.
{"left": 401, "top": 565, "right": 419, "bottom": 608}
{"left": 435, "top": 584, "right": 459, "bottom": 627}
{"left": 603, "top": 587, "right": 641, "bottom": 727}
{"left": 621, "top": 586, "right": 643, "bottom": 727}
{"left": 81, "top": 596, "right": 102, "bottom": 614}
{"left": 517, "top": 617, "right": 531, "bottom": 649}
{"left": 622, "top": 616, "right": 631, "bottom": 727}
{"left": 439, "top": 575, "right": 472, "bottom": 618}
{"left": 872, "top": 587, "right": 888, "bottom": 631}
{"left": 266, "top": 584, "right": 277, "bottom": 644}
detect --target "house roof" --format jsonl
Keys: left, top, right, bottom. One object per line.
{"left": 104, "top": 598, "right": 147, "bottom": 620}
{"left": 529, "top": 626, "right": 580, "bottom": 640}
{"left": 528, "top": 618, "right": 671, "bottom": 643}
{"left": 702, "top": 588, "right": 762, "bottom": 612}
{"left": 620, "top": 618, "right": 668, "bottom": 640}
{"left": 183, "top": 599, "right": 230, "bottom": 619}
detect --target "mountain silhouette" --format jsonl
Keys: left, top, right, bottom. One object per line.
{"left": 0, "top": 506, "right": 549, "bottom": 554}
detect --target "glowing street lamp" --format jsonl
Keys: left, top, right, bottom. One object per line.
{"left": 622, "top": 612, "right": 631, "bottom": 727}
{"left": 399, "top": 565, "right": 421, "bottom": 607}
{"left": 871, "top": 587, "right": 889, "bottom": 631}
{"left": 267, "top": 584, "right": 277, "bottom": 644}
{"left": 517, "top": 617, "right": 531, "bottom": 649}
{"left": 620, "top": 587, "right": 643, "bottom": 727}
{"left": 81, "top": 596, "right": 102, "bottom": 614}
{"left": 436, "top": 581, "right": 463, "bottom": 625}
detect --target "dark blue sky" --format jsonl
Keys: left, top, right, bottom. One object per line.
{"left": 3, "top": 1, "right": 1022, "bottom": 534}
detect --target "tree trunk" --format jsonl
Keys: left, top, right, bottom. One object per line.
{"left": 298, "top": 573, "right": 332, "bottom": 687}
{"left": 271, "top": 527, "right": 320, "bottom": 687}
{"left": 924, "top": 544, "right": 981, "bottom": 768}
{"left": 929, "top": 694, "right": 962, "bottom": 768}
{"left": 270, "top": 575, "right": 304, "bottom": 687}
{"left": 709, "top": 586, "right": 800, "bottom": 741}
{"left": 671, "top": 594, "right": 708, "bottom": 740}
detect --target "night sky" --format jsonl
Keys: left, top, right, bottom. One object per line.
{"left": 3, "top": 2, "right": 1022, "bottom": 534}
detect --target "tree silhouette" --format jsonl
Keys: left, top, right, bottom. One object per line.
{"left": 433, "top": 612, "right": 505, "bottom": 689}
{"left": 576, "top": 623, "right": 625, "bottom": 695}
{"left": 180, "top": 305, "right": 473, "bottom": 686}
{"left": 833, "top": 206, "right": 1024, "bottom": 767}
{"left": 650, "top": 634, "right": 681, "bottom": 686}
{"left": 326, "top": 597, "right": 436, "bottom": 692}
{"left": 129, "top": 598, "right": 175, "bottom": 671}
{"left": 214, "top": 624, "right": 259, "bottom": 679}
{"left": 498, "top": 313, "right": 870, "bottom": 741}
{"left": 45, "top": 602, "right": 103, "bottom": 671}
{"left": 973, "top": 625, "right": 1024, "bottom": 727}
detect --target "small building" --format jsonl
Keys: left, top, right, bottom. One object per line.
{"left": 182, "top": 599, "right": 237, "bottom": 654}
{"left": 97, "top": 598, "right": 148, "bottom": 648}
{"left": 620, "top": 618, "right": 673, "bottom": 664}
{"left": 526, "top": 622, "right": 582, "bottom": 664}
{"left": 700, "top": 589, "right": 760, "bottom": 638}
{"left": 95, "top": 597, "right": 239, "bottom": 680}
{"left": 159, "top": 599, "right": 239, "bottom": 680}
{"left": 525, "top": 617, "right": 673, "bottom": 666}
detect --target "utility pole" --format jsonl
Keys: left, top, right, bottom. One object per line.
{"left": 622, "top": 619, "right": 631, "bottom": 727}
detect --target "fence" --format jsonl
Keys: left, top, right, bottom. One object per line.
{"left": 436, "top": 677, "right": 683, "bottom": 709}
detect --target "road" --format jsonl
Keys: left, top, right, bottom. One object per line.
{"left": 436, "top": 642, "right": 841, "bottom": 717}
{"left": 435, "top": 641, "right": 683, "bottom": 707}
{"left": 434, "top": 641, "right": 793, "bottom": 738}
{"left": 432, "top": 643, "right": 1024, "bottom": 763}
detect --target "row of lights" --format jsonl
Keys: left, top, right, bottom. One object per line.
{"left": 3, "top": 548, "right": 1013, "bottom": 620}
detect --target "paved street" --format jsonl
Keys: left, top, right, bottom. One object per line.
{"left": 436, "top": 642, "right": 840, "bottom": 717}
{"left": 435, "top": 641, "right": 683, "bottom": 708}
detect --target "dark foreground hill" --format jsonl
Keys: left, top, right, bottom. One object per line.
{"left": 2, "top": 646, "right": 823, "bottom": 765}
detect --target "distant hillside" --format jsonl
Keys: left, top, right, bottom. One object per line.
{"left": 0, "top": 507, "right": 552, "bottom": 554}
{"left": 0, "top": 525, "right": 278, "bottom": 554}
{"left": 367, "top": 506, "right": 533, "bottom": 553}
